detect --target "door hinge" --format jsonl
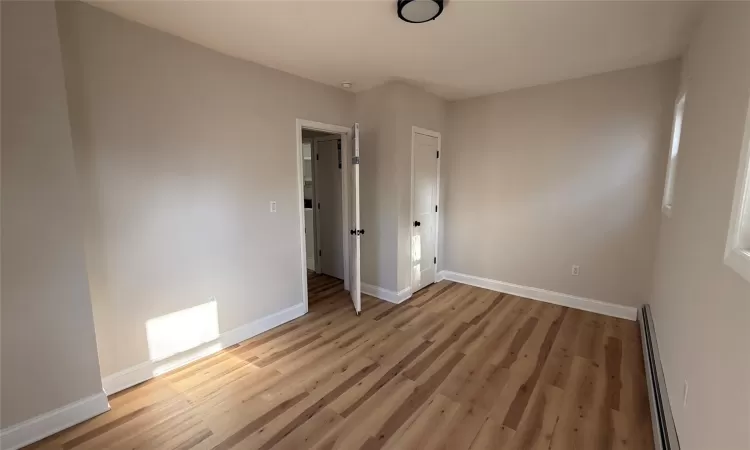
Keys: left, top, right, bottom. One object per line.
{"left": 434, "top": 257, "right": 437, "bottom": 264}
{"left": 316, "top": 153, "right": 319, "bottom": 161}
{"left": 436, "top": 151, "right": 440, "bottom": 158}
{"left": 435, "top": 205, "right": 438, "bottom": 212}
{"left": 337, "top": 140, "right": 341, "bottom": 150}
{"left": 317, "top": 202, "right": 320, "bottom": 210}
{"left": 352, "top": 156, "right": 360, "bottom": 165}
{"left": 319, "top": 250, "right": 322, "bottom": 256}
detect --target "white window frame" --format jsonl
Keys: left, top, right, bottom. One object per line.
{"left": 724, "top": 98, "right": 750, "bottom": 283}
{"left": 662, "top": 92, "right": 687, "bottom": 217}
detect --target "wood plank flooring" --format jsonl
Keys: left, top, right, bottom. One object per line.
{"left": 27, "top": 273, "right": 653, "bottom": 450}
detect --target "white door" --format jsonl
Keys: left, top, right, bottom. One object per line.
{"left": 314, "top": 137, "right": 344, "bottom": 279}
{"left": 411, "top": 130, "right": 440, "bottom": 292}
{"left": 349, "top": 124, "right": 362, "bottom": 314}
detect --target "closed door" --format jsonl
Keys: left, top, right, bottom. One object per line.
{"left": 411, "top": 130, "right": 439, "bottom": 292}
{"left": 315, "top": 137, "right": 344, "bottom": 279}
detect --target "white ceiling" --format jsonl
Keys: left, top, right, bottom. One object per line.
{"left": 88, "top": 0, "right": 704, "bottom": 100}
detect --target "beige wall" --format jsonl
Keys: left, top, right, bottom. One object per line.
{"left": 650, "top": 3, "right": 750, "bottom": 449}
{"left": 56, "top": 1, "right": 354, "bottom": 377}
{"left": 0, "top": 1, "right": 103, "bottom": 428}
{"left": 354, "top": 82, "right": 446, "bottom": 292}
{"left": 443, "top": 61, "right": 678, "bottom": 308}
{"left": 354, "top": 84, "right": 396, "bottom": 290}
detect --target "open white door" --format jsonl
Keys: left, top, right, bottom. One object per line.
{"left": 349, "top": 123, "right": 362, "bottom": 314}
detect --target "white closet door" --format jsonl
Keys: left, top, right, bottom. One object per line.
{"left": 412, "top": 131, "right": 439, "bottom": 292}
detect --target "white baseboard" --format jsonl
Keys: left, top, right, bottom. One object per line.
{"left": 438, "top": 270, "right": 638, "bottom": 321}
{"left": 0, "top": 391, "right": 110, "bottom": 450}
{"left": 102, "top": 302, "right": 307, "bottom": 395}
{"left": 361, "top": 283, "right": 412, "bottom": 304}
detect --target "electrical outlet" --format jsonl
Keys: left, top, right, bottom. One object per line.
{"left": 683, "top": 380, "right": 689, "bottom": 407}
{"left": 270, "top": 201, "right": 277, "bottom": 213}
{"left": 571, "top": 265, "right": 580, "bottom": 276}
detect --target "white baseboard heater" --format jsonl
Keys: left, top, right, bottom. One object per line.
{"left": 639, "top": 305, "right": 680, "bottom": 450}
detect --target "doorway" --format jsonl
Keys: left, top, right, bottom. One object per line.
{"left": 410, "top": 127, "right": 441, "bottom": 293}
{"left": 303, "top": 131, "right": 344, "bottom": 279}
{"left": 296, "top": 120, "right": 362, "bottom": 314}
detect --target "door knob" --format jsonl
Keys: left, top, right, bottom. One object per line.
{"left": 414, "top": 221, "right": 421, "bottom": 227}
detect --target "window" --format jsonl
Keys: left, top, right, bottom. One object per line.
{"left": 662, "top": 93, "right": 686, "bottom": 216}
{"left": 725, "top": 101, "right": 750, "bottom": 283}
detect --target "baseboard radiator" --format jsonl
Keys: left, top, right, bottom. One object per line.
{"left": 639, "top": 305, "right": 680, "bottom": 450}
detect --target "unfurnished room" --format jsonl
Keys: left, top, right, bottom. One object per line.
{"left": 1, "top": 1, "right": 749, "bottom": 449}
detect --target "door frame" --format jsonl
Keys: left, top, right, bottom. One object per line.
{"left": 296, "top": 119, "right": 352, "bottom": 313}
{"left": 409, "top": 126, "right": 441, "bottom": 295}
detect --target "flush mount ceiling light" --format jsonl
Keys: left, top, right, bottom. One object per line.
{"left": 397, "top": 0, "right": 444, "bottom": 24}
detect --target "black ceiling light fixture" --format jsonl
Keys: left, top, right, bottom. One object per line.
{"left": 397, "top": 0, "right": 444, "bottom": 24}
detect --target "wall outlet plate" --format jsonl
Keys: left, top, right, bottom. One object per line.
{"left": 572, "top": 265, "right": 580, "bottom": 276}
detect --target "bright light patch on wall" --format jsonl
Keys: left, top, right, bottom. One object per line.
{"left": 146, "top": 299, "right": 219, "bottom": 362}
{"left": 412, "top": 234, "right": 422, "bottom": 286}
{"left": 662, "top": 93, "right": 686, "bottom": 214}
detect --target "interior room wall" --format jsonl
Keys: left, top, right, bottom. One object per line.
{"left": 442, "top": 61, "right": 679, "bottom": 308}
{"left": 649, "top": 3, "right": 750, "bottom": 449}
{"left": 0, "top": 0, "right": 104, "bottom": 429}
{"left": 355, "top": 84, "right": 396, "bottom": 291}
{"left": 302, "top": 130, "right": 334, "bottom": 139}
{"left": 354, "top": 82, "right": 447, "bottom": 294}
{"left": 56, "top": 1, "right": 354, "bottom": 379}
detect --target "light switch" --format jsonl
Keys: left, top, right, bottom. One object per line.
{"left": 270, "top": 201, "right": 277, "bottom": 213}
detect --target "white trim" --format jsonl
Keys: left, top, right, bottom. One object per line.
{"left": 0, "top": 392, "right": 110, "bottom": 450}
{"left": 102, "top": 302, "right": 306, "bottom": 395}
{"left": 724, "top": 95, "right": 750, "bottom": 284}
{"left": 296, "top": 120, "right": 352, "bottom": 310}
{"left": 409, "top": 126, "right": 441, "bottom": 295}
{"left": 438, "top": 270, "right": 638, "bottom": 321}
{"left": 361, "top": 283, "right": 412, "bottom": 305}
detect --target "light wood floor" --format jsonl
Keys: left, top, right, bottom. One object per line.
{"left": 28, "top": 273, "right": 653, "bottom": 450}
